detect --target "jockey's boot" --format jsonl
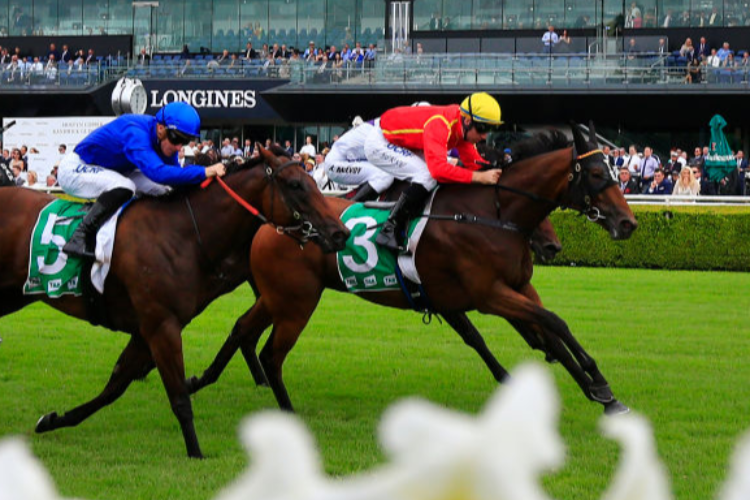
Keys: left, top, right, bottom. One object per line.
{"left": 376, "top": 183, "right": 430, "bottom": 251}
{"left": 350, "top": 182, "right": 379, "bottom": 202}
{"left": 63, "top": 188, "right": 133, "bottom": 259}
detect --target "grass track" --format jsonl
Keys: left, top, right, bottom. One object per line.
{"left": 1, "top": 267, "right": 749, "bottom": 500}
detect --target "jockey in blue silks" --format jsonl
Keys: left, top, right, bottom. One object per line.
{"left": 57, "top": 101, "right": 226, "bottom": 259}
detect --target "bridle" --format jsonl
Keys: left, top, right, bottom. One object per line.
{"left": 197, "top": 159, "right": 320, "bottom": 247}
{"left": 492, "top": 145, "right": 615, "bottom": 223}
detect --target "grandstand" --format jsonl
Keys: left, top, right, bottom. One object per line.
{"left": 0, "top": 0, "right": 747, "bottom": 153}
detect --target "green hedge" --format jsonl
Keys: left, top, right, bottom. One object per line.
{"left": 546, "top": 205, "right": 750, "bottom": 271}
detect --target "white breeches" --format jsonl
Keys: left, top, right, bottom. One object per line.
{"left": 58, "top": 152, "right": 171, "bottom": 200}
{"left": 364, "top": 125, "right": 437, "bottom": 190}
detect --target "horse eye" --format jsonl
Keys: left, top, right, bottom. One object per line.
{"left": 287, "top": 180, "right": 304, "bottom": 190}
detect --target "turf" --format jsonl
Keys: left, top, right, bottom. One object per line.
{"left": 0, "top": 267, "right": 748, "bottom": 500}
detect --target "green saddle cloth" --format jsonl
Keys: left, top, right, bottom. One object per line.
{"left": 24, "top": 200, "right": 86, "bottom": 298}
{"left": 336, "top": 203, "right": 420, "bottom": 293}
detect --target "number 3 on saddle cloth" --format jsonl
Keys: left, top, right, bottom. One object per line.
{"left": 23, "top": 199, "right": 124, "bottom": 298}
{"left": 336, "top": 191, "right": 436, "bottom": 312}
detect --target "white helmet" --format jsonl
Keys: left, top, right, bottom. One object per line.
{"left": 352, "top": 115, "right": 364, "bottom": 127}
{"left": 411, "top": 101, "right": 431, "bottom": 107}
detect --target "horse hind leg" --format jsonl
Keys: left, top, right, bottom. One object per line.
{"left": 186, "top": 300, "right": 273, "bottom": 395}
{"left": 36, "top": 335, "right": 155, "bottom": 433}
{"left": 441, "top": 311, "right": 510, "bottom": 383}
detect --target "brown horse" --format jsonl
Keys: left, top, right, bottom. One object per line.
{"left": 0, "top": 145, "right": 349, "bottom": 458}
{"left": 187, "top": 212, "right": 563, "bottom": 395}
{"left": 188, "top": 123, "right": 637, "bottom": 415}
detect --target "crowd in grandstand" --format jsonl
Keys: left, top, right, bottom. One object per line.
{"left": 0, "top": 42, "right": 101, "bottom": 82}
{"left": 1, "top": 132, "right": 748, "bottom": 199}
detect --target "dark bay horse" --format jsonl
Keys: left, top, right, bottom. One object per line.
{"left": 187, "top": 201, "right": 563, "bottom": 395}
{"left": 0, "top": 145, "right": 349, "bottom": 458}
{"left": 189, "top": 124, "right": 637, "bottom": 415}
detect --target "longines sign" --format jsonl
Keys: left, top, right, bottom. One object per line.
{"left": 142, "top": 80, "right": 284, "bottom": 121}
{"left": 149, "top": 89, "right": 257, "bottom": 109}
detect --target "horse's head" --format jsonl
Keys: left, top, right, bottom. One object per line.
{"left": 256, "top": 144, "right": 349, "bottom": 253}
{"left": 570, "top": 122, "right": 637, "bottom": 240}
{"left": 530, "top": 217, "right": 562, "bottom": 262}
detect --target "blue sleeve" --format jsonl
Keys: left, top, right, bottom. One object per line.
{"left": 122, "top": 123, "right": 207, "bottom": 185}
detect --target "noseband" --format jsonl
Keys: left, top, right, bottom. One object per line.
{"left": 568, "top": 148, "right": 617, "bottom": 222}
{"left": 264, "top": 160, "right": 321, "bottom": 246}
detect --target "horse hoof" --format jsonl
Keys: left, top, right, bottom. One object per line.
{"left": 35, "top": 412, "right": 58, "bottom": 433}
{"left": 186, "top": 375, "right": 200, "bottom": 394}
{"left": 604, "top": 400, "right": 630, "bottom": 416}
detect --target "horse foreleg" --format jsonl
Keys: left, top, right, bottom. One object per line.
{"left": 35, "top": 335, "right": 155, "bottom": 433}
{"left": 479, "top": 283, "right": 627, "bottom": 415}
{"left": 143, "top": 319, "right": 202, "bottom": 459}
{"left": 441, "top": 311, "right": 510, "bottom": 383}
{"left": 186, "top": 300, "right": 273, "bottom": 395}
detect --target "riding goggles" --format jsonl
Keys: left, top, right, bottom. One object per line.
{"left": 472, "top": 121, "right": 501, "bottom": 134}
{"left": 165, "top": 127, "right": 193, "bottom": 146}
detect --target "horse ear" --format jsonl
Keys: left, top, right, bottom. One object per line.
{"left": 570, "top": 121, "right": 588, "bottom": 152}
{"left": 257, "top": 142, "right": 270, "bottom": 160}
{"left": 588, "top": 120, "right": 597, "bottom": 145}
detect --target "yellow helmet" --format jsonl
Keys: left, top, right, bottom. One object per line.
{"left": 459, "top": 92, "right": 503, "bottom": 126}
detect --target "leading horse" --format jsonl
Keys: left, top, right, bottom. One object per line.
{"left": 189, "top": 123, "right": 637, "bottom": 414}
{"left": 0, "top": 145, "right": 349, "bottom": 458}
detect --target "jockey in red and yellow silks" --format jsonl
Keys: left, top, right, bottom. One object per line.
{"left": 364, "top": 92, "right": 505, "bottom": 251}
{"left": 380, "top": 104, "right": 488, "bottom": 184}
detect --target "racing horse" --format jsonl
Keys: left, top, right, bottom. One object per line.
{"left": 0, "top": 145, "right": 349, "bottom": 458}
{"left": 188, "top": 123, "right": 637, "bottom": 415}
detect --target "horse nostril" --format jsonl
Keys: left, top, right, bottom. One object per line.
{"left": 333, "top": 230, "right": 349, "bottom": 247}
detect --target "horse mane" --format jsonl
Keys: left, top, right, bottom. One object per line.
{"left": 506, "top": 129, "right": 570, "bottom": 162}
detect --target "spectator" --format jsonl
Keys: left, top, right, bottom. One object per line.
{"left": 47, "top": 43, "right": 60, "bottom": 63}
{"left": 220, "top": 138, "right": 233, "bottom": 158}
{"left": 44, "top": 54, "right": 57, "bottom": 80}
{"left": 46, "top": 173, "right": 58, "bottom": 187}
{"left": 645, "top": 168, "right": 673, "bottom": 194}
{"left": 685, "top": 57, "right": 701, "bottom": 83}
{"left": 541, "top": 25, "right": 559, "bottom": 52}
{"left": 626, "top": 145, "right": 641, "bottom": 182}
{"left": 696, "top": 37, "right": 710, "bottom": 60}
{"left": 692, "top": 165, "right": 715, "bottom": 195}
{"left": 558, "top": 30, "right": 572, "bottom": 51}
{"left": 137, "top": 48, "right": 150, "bottom": 66}
{"left": 627, "top": 2, "right": 642, "bottom": 27}
{"left": 243, "top": 139, "right": 253, "bottom": 157}
{"left": 299, "top": 136, "right": 316, "bottom": 156}
{"left": 689, "top": 147, "right": 705, "bottom": 171}
{"left": 25, "top": 170, "right": 38, "bottom": 188}
{"left": 29, "top": 56, "right": 43, "bottom": 75}
{"left": 364, "top": 43, "right": 377, "bottom": 68}
{"left": 231, "top": 138, "right": 243, "bottom": 156}
{"left": 84, "top": 48, "right": 95, "bottom": 67}
{"left": 0, "top": 148, "right": 10, "bottom": 166}
{"left": 679, "top": 38, "right": 694, "bottom": 60}
{"left": 181, "top": 44, "right": 190, "bottom": 60}
{"left": 244, "top": 42, "right": 258, "bottom": 60}
{"left": 737, "top": 151, "right": 749, "bottom": 195}
{"left": 672, "top": 165, "right": 701, "bottom": 195}
{"left": 284, "top": 140, "right": 294, "bottom": 156}
{"left": 216, "top": 49, "right": 230, "bottom": 65}
{"left": 618, "top": 167, "right": 638, "bottom": 194}
{"left": 639, "top": 146, "right": 660, "bottom": 192}
{"left": 717, "top": 42, "right": 732, "bottom": 62}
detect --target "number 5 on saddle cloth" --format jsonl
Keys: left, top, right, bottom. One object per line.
{"left": 24, "top": 199, "right": 122, "bottom": 298}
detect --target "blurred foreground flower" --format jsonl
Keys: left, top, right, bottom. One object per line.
{"left": 217, "top": 363, "right": 565, "bottom": 500}
{"left": 0, "top": 438, "right": 71, "bottom": 500}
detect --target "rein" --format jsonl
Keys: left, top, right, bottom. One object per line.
{"left": 195, "top": 159, "right": 319, "bottom": 247}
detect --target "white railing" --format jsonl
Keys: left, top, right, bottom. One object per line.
{"left": 625, "top": 194, "right": 750, "bottom": 206}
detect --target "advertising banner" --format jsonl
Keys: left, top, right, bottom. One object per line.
{"left": 3, "top": 116, "right": 115, "bottom": 181}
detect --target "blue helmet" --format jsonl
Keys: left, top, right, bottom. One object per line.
{"left": 156, "top": 101, "right": 200, "bottom": 142}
